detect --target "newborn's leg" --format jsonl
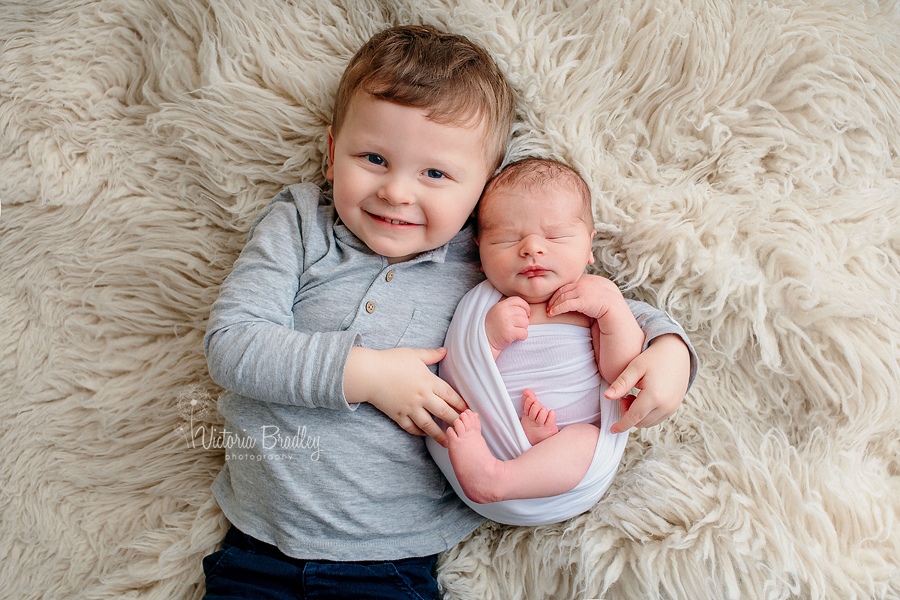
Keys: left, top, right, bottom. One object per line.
{"left": 521, "top": 388, "right": 559, "bottom": 446}
{"left": 447, "top": 409, "right": 599, "bottom": 503}
{"left": 447, "top": 410, "right": 508, "bottom": 504}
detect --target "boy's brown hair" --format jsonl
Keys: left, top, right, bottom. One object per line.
{"left": 331, "top": 25, "right": 516, "bottom": 172}
{"left": 478, "top": 158, "right": 593, "bottom": 228}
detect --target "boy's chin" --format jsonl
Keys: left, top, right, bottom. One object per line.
{"left": 386, "top": 253, "right": 419, "bottom": 264}
{"left": 381, "top": 240, "right": 455, "bottom": 264}
{"left": 366, "top": 240, "right": 419, "bottom": 264}
{"left": 381, "top": 244, "right": 432, "bottom": 264}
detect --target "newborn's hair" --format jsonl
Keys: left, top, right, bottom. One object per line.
{"left": 478, "top": 158, "right": 592, "bottom": 226}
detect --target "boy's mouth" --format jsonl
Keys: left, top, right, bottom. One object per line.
{"left": 369, "top": 212, "right": 416, "bottom": 226}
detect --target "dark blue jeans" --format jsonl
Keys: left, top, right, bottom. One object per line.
{"left": 202, "top": 527, "right": 441, "bottom": 599}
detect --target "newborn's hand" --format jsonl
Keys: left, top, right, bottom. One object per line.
{"left": 547, "top": 274, "right": 628, "bottom": 322}
{"left": 485, "top": 296, "right": 530, "bottom": 359}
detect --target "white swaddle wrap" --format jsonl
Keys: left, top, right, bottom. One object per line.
{"left": 426, "top": 280, "right": 629, "bottom": 526}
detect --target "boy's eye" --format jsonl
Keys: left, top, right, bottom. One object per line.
{"left": 426, "top": 169, "right": 445, "bottom": 179}
{"left": 364, "top": 154, "right": 386, "bottom": 166}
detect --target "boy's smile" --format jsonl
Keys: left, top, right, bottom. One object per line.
{"left": 327, "top": 94, "right": 494, "bottom": 264}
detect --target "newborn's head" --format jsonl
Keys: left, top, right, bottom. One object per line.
{"left": 476, "top": 158, "right": 596, "bottom": 304}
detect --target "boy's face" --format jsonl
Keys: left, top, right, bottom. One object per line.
{"left": 327, "top": 94, "right": 495, "bottom": 264}
{"left": 477, "top": 183, "right": 595, "bottom": 304}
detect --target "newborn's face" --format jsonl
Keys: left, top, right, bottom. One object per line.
{"left": 476, "top": 185, "right": 595, "bottom": 304}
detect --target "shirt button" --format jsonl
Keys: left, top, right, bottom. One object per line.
{"left": 365, "top": 301, "right": 375, "bottom": 314}
{"left": 385, "top": 270, "right": 394, "bottom": 282}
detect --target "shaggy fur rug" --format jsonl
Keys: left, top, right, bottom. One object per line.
{"left": 2, "top": 0, "right": 899, "bottom": 598}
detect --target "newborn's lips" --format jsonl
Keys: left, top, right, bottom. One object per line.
{"left": 520, "top": 266, "right": 549, "bottom": 277}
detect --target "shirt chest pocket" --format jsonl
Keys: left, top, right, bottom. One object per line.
{"left": 395, "top": 309, "right": 453, "bottom": 353}
{"left": 337, "top": 303, "right": 451, "bottom": 355}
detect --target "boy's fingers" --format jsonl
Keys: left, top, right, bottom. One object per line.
{"left": 610, "top": 395, "right": 649, "bottom": 433}
{"left": 619, "top": 394, "right": 637, "bottom": 412}
{"left": 418, "top": 347, "right": 448, "bottom": 366}
{"left": 604, "top": 362, "right": 645, "bottom": 400}
{"left": 417, "top": 414, "right": 449, "bottom": 447}
{"left": 399, "top": 417, "right": 428, "bottom": 438}
{"left": 434, "top": 383, "right": 468, "bottom": 415}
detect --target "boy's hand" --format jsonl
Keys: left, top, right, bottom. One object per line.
{"left": 484, "top": 296, "right": 530, "bottom": 358}
{"left": 604, "top": 334, "right": 690, "bottom": 433}
{"left": 344, "top": 346, "right": 468, "bottom": 447}
{"left": 547, "top": 274, "right": 629, "bottom": 323}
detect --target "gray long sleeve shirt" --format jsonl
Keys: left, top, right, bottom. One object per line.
{"left": 204, "top": 183, "right": 698, "bottom": 561}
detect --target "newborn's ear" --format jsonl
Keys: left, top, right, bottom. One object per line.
{"left": 587, "top": 230, "right": 596, "bottom": 264}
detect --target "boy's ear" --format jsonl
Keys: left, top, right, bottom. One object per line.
{"left": 326, "top": 126, "right": 335, "bottom": 182}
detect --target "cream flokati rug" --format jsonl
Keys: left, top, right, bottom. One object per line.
{"left": 2, "top": 0, "right": 899, "bottom": 598}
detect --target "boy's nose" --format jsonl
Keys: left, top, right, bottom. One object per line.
{"left": 377, "top": 176, "right": 414, "bottom": 206}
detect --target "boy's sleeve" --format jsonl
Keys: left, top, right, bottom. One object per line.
{"left": 204, "top": 191, "right": 357, "bottom": 410}
{"left": 627, "top": 299, "right": 699, "bottom": 391}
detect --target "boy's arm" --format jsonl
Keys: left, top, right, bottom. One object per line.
{"left": 205, "top": 195, "right": 357, "bottom": 411}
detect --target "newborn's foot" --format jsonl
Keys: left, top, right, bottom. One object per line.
{"left": 521, "top": 389, "right": 559, "bottom": 446}
{"left": 447, "top": 410, "right": 506, "bottom": 504}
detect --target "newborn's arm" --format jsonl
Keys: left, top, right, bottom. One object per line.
{"left": 548, "top": 274, "right": 644, "bottom": 382}
{"left": 484, "top": 296, "right": 530, "bottom": 360}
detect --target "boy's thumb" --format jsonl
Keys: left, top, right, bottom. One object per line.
{"left": 419, "top": 347, "right": 448, "bottom": 365}
{"left": 605, "top": 364, "right": 639, "bottom": 399}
